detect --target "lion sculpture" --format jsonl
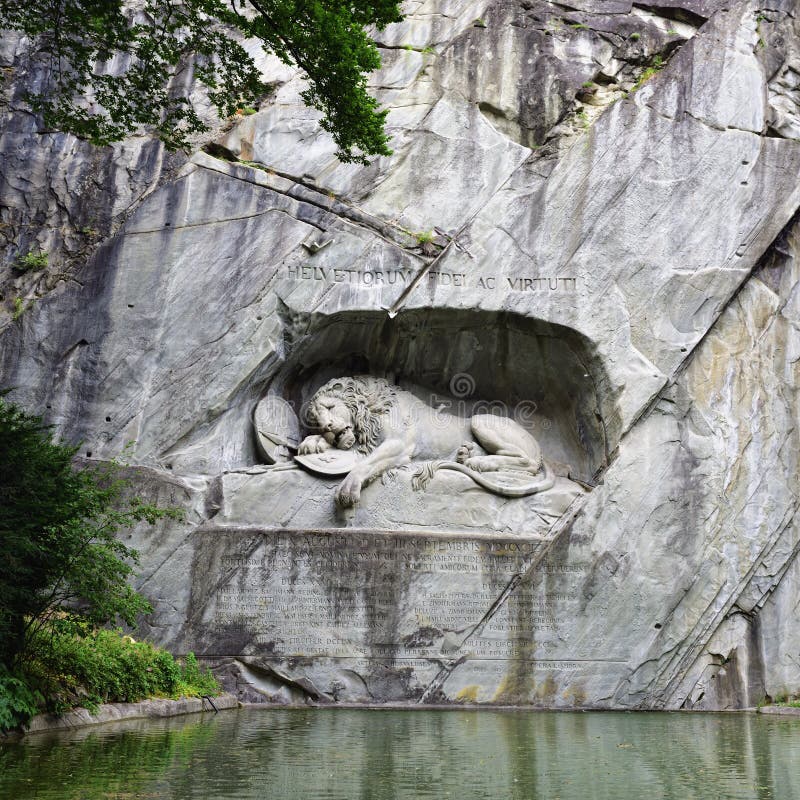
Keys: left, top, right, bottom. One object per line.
{"left": 297, "top": 376, "right": 554, "bottom": 508}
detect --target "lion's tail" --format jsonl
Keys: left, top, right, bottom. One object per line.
{"left": 411, "top": 461, "right": 555, "bottom": 497}
{"left": 411, "top": 461, "right": 444, "bottom": 491}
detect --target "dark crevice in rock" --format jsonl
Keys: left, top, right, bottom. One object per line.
{"left": 195, "top": 152, "right": 421, "bottom": 254}
{"left": 673, "top": 205, "right": 800, "bottom": 378}
{"left": 632, "top": 2, "right": 710, "bottom": 27}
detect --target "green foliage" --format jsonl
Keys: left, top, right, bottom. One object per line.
{"left": 21, "top": 624, "right": 219, "bottom": 715}
{"left": 772, "top": 694, "right": 800, "bottom": 708}
{"left": 14, "top": 250, "right": 48, "bottom": 272}
{"left": 0, "top": 396, "right": 204, "bottom": 731}
{"left": 629, "top": 32, "right": 641, "bottom": 41}
{"left": 632, "top": 54, "right": 665, "bottom": 91}
{"left": 400, "top": 43, "right": 433, "bottom": 54}
{"left": 1, "top": 625, "right": 220, "bottom": 727}
{"left": 175, "top": 651, "right": 220, "bottom": 697}
{"left": 568, "top": 23, "right": 589, "bottom": 30}
{"left": 0, "top": 0, "right": 403, "bottom": 163}
{"left": 0, "top": 395, "right": 179, "bottom": 668}
{"left": 11, "top": 297, "right": 25, "bottom": 321}
{"left": 25, "top": 624, "right": 172, "bottom": 712}
{"left": 415, "top": 230, "right": 434, "bottom": 245}
{"left": 0, "top": 664, "right": 43, "bottom": 730}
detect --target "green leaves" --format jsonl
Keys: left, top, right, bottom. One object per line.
{"left": 0, "top": 0, "right": 402, "bottom": 161}
{"left": 235, "top": 0, "right": 402, "bottom": 162}
{"left": 3, "top": 627, "right": 220, "bottom": 726}
{"left": 0, "top": 396, "right": 200, "bottom": 729}
{"left": 0, "top": 664, "right": 43, "bottom": 730}
{"left": 0, "top": 395, "right": 175, "bottom": 666}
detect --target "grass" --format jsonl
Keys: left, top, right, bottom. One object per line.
{"left": 771, "top": 694, "right": 800, "bottom": 708}
{"left": 632, "top": 54, "right": 665, "bottom": 91}
{"left": 11, "top": 297, "right": 26, "bottom": 321}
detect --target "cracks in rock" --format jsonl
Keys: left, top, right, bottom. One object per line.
{"left": 417, "top": 495, "right": 586, "bottom": 703}
{"left": 136, "top": 523, "right": 198, "bottom": 592}
{"left": 749, "top": 507, "right": 800, "bottom": 610}
{"left": 196, "top": 150, "right": 422, "bottom": 256}
{"left": 682, "top": 109, "right": 762, "bottom": 136}
{"left": 235, "top": 659, "right": 331, "bottom": 703}
{"left": 670, "top": 206, "right": 800, "bottom": 383}
{"left": 647, "top": 500, "right": 800, "bottom": 708}
{"left": 125, "top": 205, "right": 326, "bottom": 237}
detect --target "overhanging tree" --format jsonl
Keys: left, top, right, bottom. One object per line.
{"left": 0, "top": 0, "right": 403, "bottom": 163}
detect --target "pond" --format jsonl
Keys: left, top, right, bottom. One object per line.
{"left": 1, "top": 708, "right": 798, "bottom": 800}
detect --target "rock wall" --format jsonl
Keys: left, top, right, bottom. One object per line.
{"left": 1, "top": 0, "right": 798, "bottom": 708}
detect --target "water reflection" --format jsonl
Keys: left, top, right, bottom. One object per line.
{"left": 1, "top": 709, "right": 798, "bottom": 800}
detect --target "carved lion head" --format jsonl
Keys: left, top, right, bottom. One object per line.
{"left": 306, "top": 376, "right": 396, "bottom": 453}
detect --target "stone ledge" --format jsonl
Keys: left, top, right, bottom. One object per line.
{"left": 22, "top": 694, "right": 239, "bottom": 735}
{"left": 757, "top": 705, "right": 800, "bottom": 716}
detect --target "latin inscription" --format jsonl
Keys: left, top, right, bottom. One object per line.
{"left": 285, "top": 265, "right": 578, "bottom": 293}
{"left": 198, "top": 531, "right": 589, "bottom": 665}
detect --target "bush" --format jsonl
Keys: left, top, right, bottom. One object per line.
{"left": 13, "top": 251, "right": 48, "bottom": 272}
{"left": 176, "top": 651, "right": 219, "bottom": 697}
{"left": 0, "top": 664, "right": 43, "bottom": 729}
{"left": 6, "top": 624, "right": 220, "bottom": 724}
{"left": 28, "top": 625, "right": 178, "bottom": 710}
{"left": 0, "top": 395, "right": 194, "bottom": 730}
{"left": 0, "top": 394, "right": 178, "bottom": 667}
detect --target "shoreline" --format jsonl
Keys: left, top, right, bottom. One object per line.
{"left": 10, "top": 697, "right": 799, "bottom": 738}
{"left": 15, "top": 694, "right": 238, "bottom": 737}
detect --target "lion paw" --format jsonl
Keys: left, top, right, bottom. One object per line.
{"left": 298, "top": 435, "right": 332, "bottom": 455}
{"left": 464, "top": 455, "right": 493, "bottom": 473}
{"left": 456, "top": 442, "right": 478, "bottom": 464}
{"left": 335, "top": 474, "right": 362, "bottom": 507}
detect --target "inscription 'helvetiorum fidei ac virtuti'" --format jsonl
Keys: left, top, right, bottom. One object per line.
{"left": 286, "top": 264, "right": 578, "bottom": 293}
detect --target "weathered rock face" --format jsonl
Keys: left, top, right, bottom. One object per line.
{"left": 1, "top": 0, "right": 799, "bottom": 709}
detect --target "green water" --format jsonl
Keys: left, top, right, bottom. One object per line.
{"left": 1, "top": 708, "right": 798, "bottom": 800}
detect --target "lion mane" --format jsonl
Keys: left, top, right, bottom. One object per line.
{"left": 307, "top": 376, "right": 396, "bottom": 453}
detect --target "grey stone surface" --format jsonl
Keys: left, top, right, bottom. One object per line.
{"left": 758, "top": 705, "right": 800, "bottom": 716}
{"left": 23, "top": 694, "right": 238, "bottom": 735}
{"left": 1, "top": 0, "right": 799, "bottom": 708}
